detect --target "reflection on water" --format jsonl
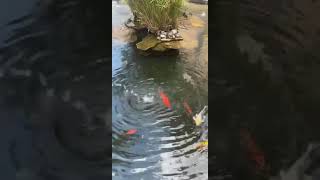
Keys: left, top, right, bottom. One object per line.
{"left": 112, "top": 2, "right": 208, "bottom": 180}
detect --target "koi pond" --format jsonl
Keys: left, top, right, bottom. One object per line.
{"left": 112, "top": 1, "right": 208, "bottom": 180}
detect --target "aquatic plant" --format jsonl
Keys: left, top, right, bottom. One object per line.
{"left": 126, "top": 0, "right": 184, "bottom": 33}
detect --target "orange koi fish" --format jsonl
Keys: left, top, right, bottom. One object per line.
{"left": 240, "top": 128, "right": 267, "bottom": 172}
{"left": 183, "top": 101, "right": 193, "bottom": 116}
{"left": 126, "top": 129, "right": 137, "bottom": 135}
{"left": 159, "top": 91, "right": 172, "bottom": 109}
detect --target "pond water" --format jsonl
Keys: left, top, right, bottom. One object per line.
{"left": 112, "top": 1, "right": 208, "bottom": 180}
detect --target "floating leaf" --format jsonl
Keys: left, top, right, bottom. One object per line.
{"left": 193, "top": 114, "right": 203, "bottom": 126}
{"left": 196, "top": 141, "right": 208, "bottom": 150}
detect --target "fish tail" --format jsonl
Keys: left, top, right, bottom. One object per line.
{"left": 183, "top": 101, "right": 193, "bottom": 115}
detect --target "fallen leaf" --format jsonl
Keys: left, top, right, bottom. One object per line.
{"left": 196, "top": 141, "right": 208, "bottom": 150}
{"left": 193, "top": 114, "right": 203, "bottom": 126}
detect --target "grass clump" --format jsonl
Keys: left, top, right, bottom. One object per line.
{"left": 126, "top": 0, "right": 184, "bottom": 33}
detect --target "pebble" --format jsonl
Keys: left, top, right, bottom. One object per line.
{"left": 172, "top": 29, "right": 178, "bottom": 34}
{"left": 156, "top": 29, "right": 183, "bottom": 41}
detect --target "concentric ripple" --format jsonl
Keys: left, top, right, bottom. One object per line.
{"left": 112, "top": 77, "right": 208, "bottom": 179}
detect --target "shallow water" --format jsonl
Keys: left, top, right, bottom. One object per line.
{"left": 112, "top": 2, "right": 208, "bottom": 180}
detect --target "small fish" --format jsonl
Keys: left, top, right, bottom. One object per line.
{"left": 183, "top": 101, "right": 193, "bottom": 116}
{"left": 240, "top": 128, "right": 268, "bottom": 172}
{"left": 126, "top": 129, "right": 137, "bottom": 135}
{"left": 159, "top": 91, "right": 172, "bottom": 109}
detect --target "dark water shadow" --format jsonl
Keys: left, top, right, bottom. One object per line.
{"left": 210, "top": 0, "right": 320, "bottom": 179}
{"left": 0, "top": 0, "right": 112, "bottom": 179}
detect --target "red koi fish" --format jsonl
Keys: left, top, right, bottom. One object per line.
{"left": 183, "top": 101, "right": 193, "bottom": 116}
{"left": 126, "top": 129, "right": 137, "bottom": 135}
{"left": 240, "top": 128, "right": 267, "bottom": 172}
{"left": 159, "top": 91, "right": 172, "bottom": 109}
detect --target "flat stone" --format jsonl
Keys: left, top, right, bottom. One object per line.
{"left": 152, "top": 41, "right": 182, "bottom": 51}
{"left": 136, "top": 34, "right": 161, "bottom": 51}
{"left": 163, "top": 41, "right": 182, "bottom": 49}
{"left": 152, "top": 44, "right": 168, "bottom": 51}
{"left": 160, "top": 38, "right": 172, "bottom": 42}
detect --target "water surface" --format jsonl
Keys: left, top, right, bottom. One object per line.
{"left": 112, "top": 1, "right": 209, "bottom": 179}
